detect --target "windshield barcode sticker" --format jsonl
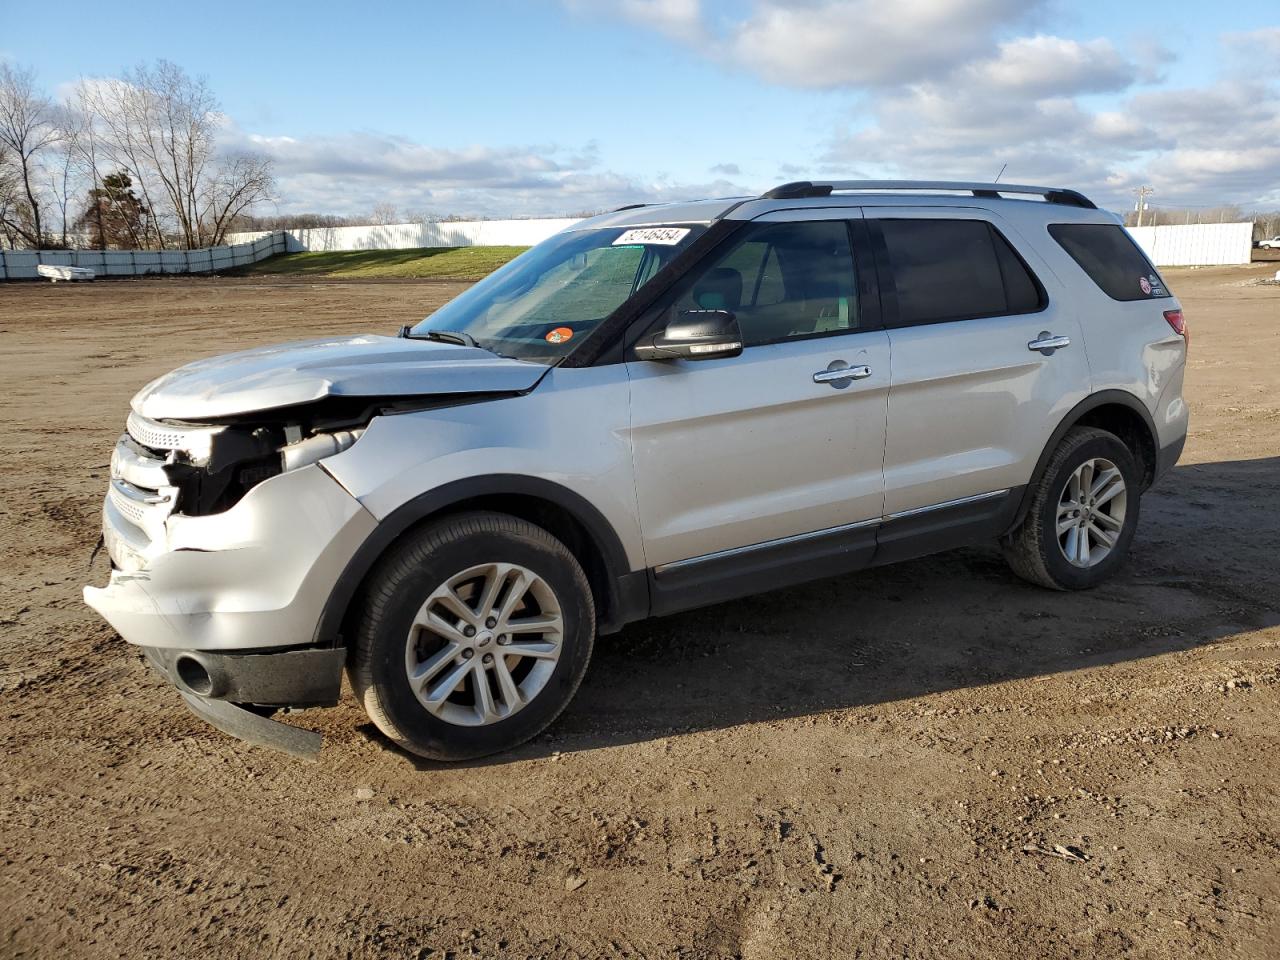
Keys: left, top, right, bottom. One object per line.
{"left": 613, "top": 227, "right": 690, "bottom": 246}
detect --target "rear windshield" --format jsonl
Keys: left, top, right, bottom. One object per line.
{"left": 1048, "top": 223, "right": 1170, "bottom": 301}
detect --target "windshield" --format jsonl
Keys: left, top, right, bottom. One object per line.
{"left": 412, "top": 224, "right": 706, "bottom": 362}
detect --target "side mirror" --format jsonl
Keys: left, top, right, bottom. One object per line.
{"left": 634, "top": 309, "right": 744, "bottom": 361}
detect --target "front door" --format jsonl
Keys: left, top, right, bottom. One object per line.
{"left": 624, "top": 215, "right": 890, "bottom": 609}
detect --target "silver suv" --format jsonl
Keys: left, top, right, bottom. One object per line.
{"left": 84, "top": 181, "right": 1189, "bottom": 760}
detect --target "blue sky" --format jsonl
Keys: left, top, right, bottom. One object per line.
{"left": 6, "top": 0, "right": 1278, "bottom": 217}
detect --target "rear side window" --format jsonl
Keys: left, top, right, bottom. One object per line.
{"left": 1048, "top": 223, "right": 1170, "bottom": 301}
{"left": 878, "top": 219, "right": 1045, "bottom": 326}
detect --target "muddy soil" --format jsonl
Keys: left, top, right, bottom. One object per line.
{"left": 1, "top": 268, "right": 1277, "bottom": 959}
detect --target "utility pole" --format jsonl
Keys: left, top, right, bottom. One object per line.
{"left": 1133, "top": 185, "right": 1154, "bottom": 227}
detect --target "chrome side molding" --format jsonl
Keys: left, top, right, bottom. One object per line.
{"left": 660, "top": 489, "right": 1011, "bottom": 572}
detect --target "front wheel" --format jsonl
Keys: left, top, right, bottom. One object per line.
{"left": 1002, "top": 427, "right": 1141, "bottom": 590}
{"left": 349, "top": 511, "right": 595, "bottom": 761}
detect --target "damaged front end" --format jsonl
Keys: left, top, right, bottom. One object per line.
{"left": 121, "top": 397, "right": 383, "bottom": 523}
{"left": 88, "top": 390, "right": 531, "bottom": 756}
{"left": 84, "top": 398, "right": 429, "bottom": 758}
{"left": 84, "top": 332, "right": 550, "bottom": 757}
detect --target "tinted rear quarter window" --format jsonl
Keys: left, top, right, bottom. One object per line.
{"left": 878, "top": 219, "right": 1044, "bottom": 325}
{"left": 1048, "top": 223, "right": 1170, "bottom": 301}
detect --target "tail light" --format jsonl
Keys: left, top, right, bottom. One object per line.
{"left": 1163, "top": 309, "right": 1188, "bottom": 349}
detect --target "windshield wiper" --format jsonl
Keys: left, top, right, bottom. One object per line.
{"left": 398, "top": 326, "right": 514, "bottom": 359}
{"left": 398, "top": 326, "right": 481, "bottom": 349}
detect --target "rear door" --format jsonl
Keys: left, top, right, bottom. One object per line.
{"left": 870, "top": 209, "right": 1091, "bottom": 556}
{"left": 625, "top": 212, "right": 890, "bottom": 607}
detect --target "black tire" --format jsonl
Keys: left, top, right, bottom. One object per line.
{"left": 1002, "top": 427, "right": 1141, "bottom": 590}
{"left": 349, "top": 511, "right": 595, "bottom": 761}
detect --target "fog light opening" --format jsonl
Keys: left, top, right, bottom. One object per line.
{"left": 175, "top": 655, "right": 214, "bottom": 696}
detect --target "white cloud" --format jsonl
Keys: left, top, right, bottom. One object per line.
{"left": 1223, "top": 26, "right": 1280, "bottom": 61}
{"left": 725, "top": 0, "right": 1041, "bottom": 88}
{"left": 1120, "top": 80, "right": 1280, "bottom": 204}
{"left": 821, "top": 67, "right": 1280, "bottom": 208}
{"left": 564, "top": 0, "right": 704, "bottom": 42}
{"left": 968, "top": 35, "right": 1135, "bottom": 96}
{"left": 577, "top": 1, "right": 1280, "bottom": 207}
{"left": 221, "top": 126, "right": 749, "bottom": 217}
{"left": 575, "top": 0, "right": 1046, "bottom": 88}
{"left": 618, "top": 0, "right": 704, "bottom": 41}
{"left": 238, "top": 130, "right": 575, "bottom": 187}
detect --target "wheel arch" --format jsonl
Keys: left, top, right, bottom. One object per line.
{"left": 1009, "top": 390, "right": 1158, "bottom": 534}
{"left": 314, "top": 475, "right": 648, "bottom": 648}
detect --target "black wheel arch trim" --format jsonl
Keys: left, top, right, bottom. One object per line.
{"left": 1009, "top": 389, "right": 1158, "bottom": 534}
{"left": 313, "top": 475, "right": 645, "bottom": 648}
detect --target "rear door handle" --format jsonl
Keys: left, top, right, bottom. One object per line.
{"left": 813, "top": 362, "right": 872, "bottom": 387}
{"left": 1028, "top": 332, "right": 1071, "bottom": 355}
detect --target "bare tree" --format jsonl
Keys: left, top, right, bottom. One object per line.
{"left": 65, "top": 85, "right": 109, "bottom": 249}
{"left": 0, "top": 64, "right": 61, "bottom": 247}
{"left": 370, "top": 202, "right": 399, "bottom": 225}
{"left": 1126, "top": 204, "right": 1254, "bottom": 228}
{"left": 0, "top": 141, "right": 20, "bottom": 248}
{"left": 45, "top": 134, "right": 79, "bottom": 248}
{"left": 203, "top": 153, "right": 276, "bottom": 245}
{"left": 1253, "top": 211, "right": 1280, "bottom": 240}
{"left": 73, "top": 61, "right": 274, "bottom": 248}
{"left": 226, "top": 211, "right": 377, "bottom": 233}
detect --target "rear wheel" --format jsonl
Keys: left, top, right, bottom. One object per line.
{"left": 1003, "top": 427, "right": 1140, "bottom": 590}
{"left": 350, "top": 511, "right": 595, "bottom": 761}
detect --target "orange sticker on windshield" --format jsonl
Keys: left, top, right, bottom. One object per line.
{"left": 545, "top": 327, "right": 574, "bottom": 344}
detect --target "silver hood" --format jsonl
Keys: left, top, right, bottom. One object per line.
{"left": 131, "top": 335, "right": 548, "bottom": 420}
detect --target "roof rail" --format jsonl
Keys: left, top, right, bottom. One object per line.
{"left": 761, "top": 180, "right": 1096, "bottom": 209}
{"left": 612, "top": 202, "right": 649, "bottom": 212}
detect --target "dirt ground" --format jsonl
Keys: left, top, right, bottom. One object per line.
{"left": 1, "top": 268, "right": 1277, "bottom": 959}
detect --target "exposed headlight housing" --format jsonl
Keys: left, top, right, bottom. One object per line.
{"left": 280, "top": 429, "right": 362, "bottom": 472}
{"left": 124, "top": 408, "right": 372, "bottom": 518}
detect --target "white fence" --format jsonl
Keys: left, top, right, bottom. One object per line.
{"left": 226, "top": 217, "right": 581, "bottom": 253}
{"left": 1128, "top": 222, "right": 1254, "bottom": 267}
{"left": 5, "top": 218, "right": 1251, "bottom": 278}
{"left": 232, "top": 217, "right": 1258, "bottom": 267}
{"left": 0, "top": 232, "right": 288, "bottom": 281}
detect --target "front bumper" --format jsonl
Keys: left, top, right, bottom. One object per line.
{"left": 142, "top": 646, "right": 346, "bottom": 759}
{"left": 84, "top": 463, "right": 378, "bottom": 651}
{"left": 85, "top": 461, "right": 379, "bottom": 757}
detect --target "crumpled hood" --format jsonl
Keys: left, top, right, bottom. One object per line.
{"left": 131, "top": 334, "right": 547, "bottom": 420}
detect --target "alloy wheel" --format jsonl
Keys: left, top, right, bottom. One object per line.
{"left": 1055, "top": 457, "right": 1128, "bottom": 568}
{"left": 404, "top": 562, "right": 563, "bottom": 726}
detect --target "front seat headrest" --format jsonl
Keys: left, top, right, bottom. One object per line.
{"left": 693, "top": 267, "right": 743, "bottom": 311}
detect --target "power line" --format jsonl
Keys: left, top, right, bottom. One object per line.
{"left": 1133, "top": 185, "right": 1154, "bottom": 228}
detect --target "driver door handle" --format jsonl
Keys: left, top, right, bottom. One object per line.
{"left": 813, "top": 364, "right": 872, "bottom": 385}
{"left": 1028, "top": 333, "right": 1071, "bottom": 355}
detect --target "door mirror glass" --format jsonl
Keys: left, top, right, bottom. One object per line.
{"left": 634, "top": 309, "right": 743, "bottom": 361}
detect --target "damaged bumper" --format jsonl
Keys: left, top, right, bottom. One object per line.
{"left": 85, "top": 462, "right": 376, "bottom": 650}
{"left": 84, "top": 461, "right": 378, "bottom": 756}
{"left": 142, "top": 646, "right": 345, "bottom": 759}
